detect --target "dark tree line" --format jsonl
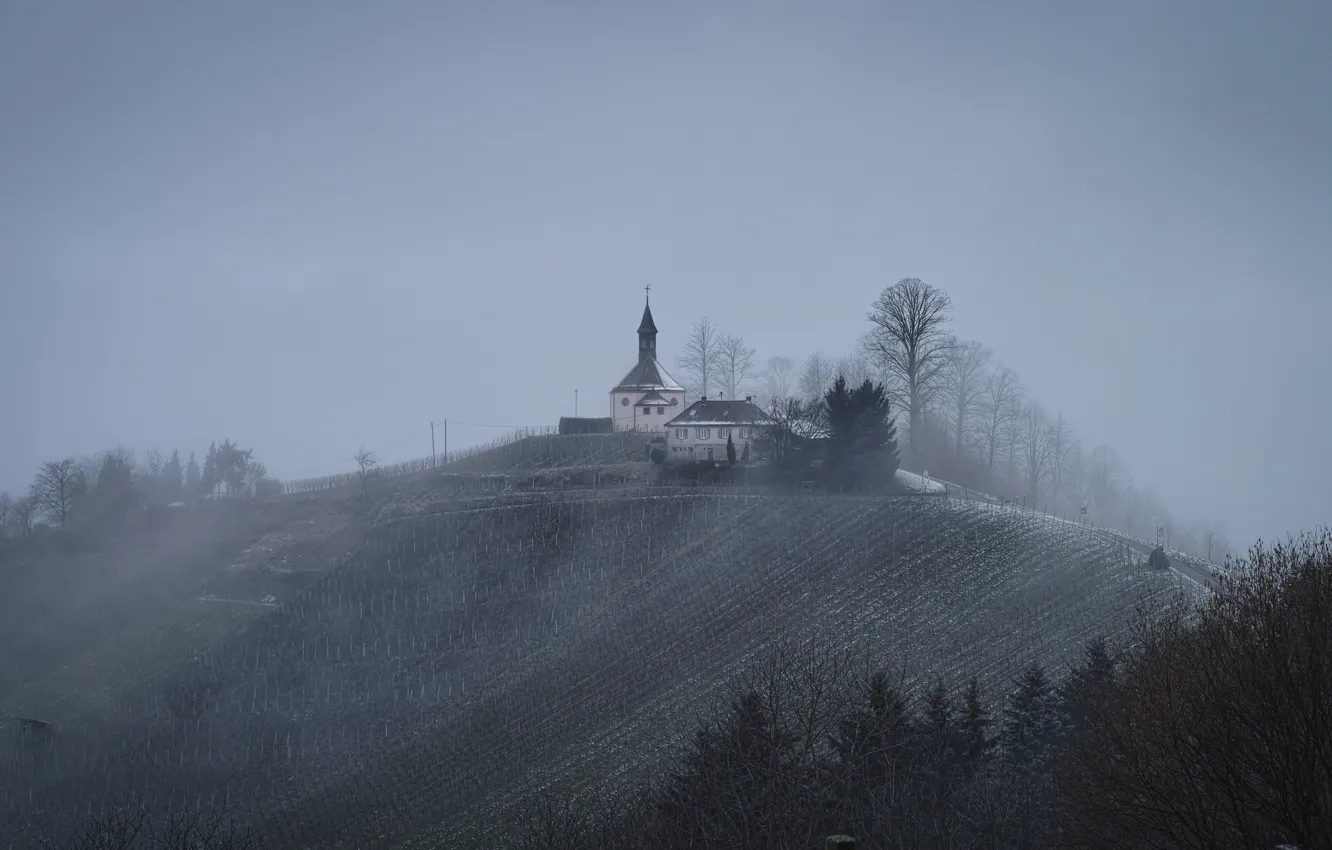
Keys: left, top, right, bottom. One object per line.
{"left": 0, "top": 439, "right": 276, "bottom": 549}
{"left": 507, "top": 532, "right": 1332, "bottom": 850}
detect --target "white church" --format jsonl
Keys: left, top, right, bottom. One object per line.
{"left": 608, "top": 291, "right": 767, "bottom": 464}
{"left": 608, "top": 289, "right": 686, "bottom": 431}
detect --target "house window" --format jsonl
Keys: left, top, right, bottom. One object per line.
{"left": 706, "top": 446, "right": 715, "bottom": 461}
{"left": 656, "top": 406, "right": 664, "bottom": 414}
{"left": 675, "top": 428, "right": 689, "bottom": 439}
{"left": 719, "top": 428, "right": 731, "bottom": 439}
{"left": 699, "top": 428, "right": 711, "bottom": 440}
{"left": 740, "top": 427, "right": 749, "bottom": 439}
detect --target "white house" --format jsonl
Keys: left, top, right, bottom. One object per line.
{"left": 609, "top": 292, "right": 686, "bottom": 431}
{"left": 664, "top": 397, "right": 767, "bottom": 462}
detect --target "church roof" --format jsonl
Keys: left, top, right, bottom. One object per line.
{"left": 637, "top": 301, "right": 657, "bottom": 334}
{"left": 614, "top": 356, "right": 684, "bottom": 392}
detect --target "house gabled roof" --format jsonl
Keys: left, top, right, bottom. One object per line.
{"left": 666, "top": 398, "right": 767, "bottom": 427}
{"left": 614, "top": 356, "right": 684, "bottom": 392}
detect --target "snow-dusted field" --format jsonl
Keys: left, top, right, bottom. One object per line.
{"left": 895, "top": 468, "right": 949, "bottom": 494}
{"left": 1, "top": 490, "right": 1205, "bottom": 849}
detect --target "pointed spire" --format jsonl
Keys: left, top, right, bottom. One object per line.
{"left": 638, "top": 284, "right": 657, "bottom": 334}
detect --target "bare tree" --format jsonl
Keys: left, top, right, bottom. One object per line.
{"left": 864, "top": 278, "right": 953, "bottom": 463}
{"left": 832, "top": 351, "right": 874, "bottom": 389}
{"left": 797, "top": 351, "right": 835, "bottom": 403}
{"left": 1046, "top": 410, "right": 1078, "bottom": 508}
{"left": 943, "top": 338, "right": 991, "bottom": 458}
{"left": 31, "top": 457, "right": 82, "bottom": 529}
{"left": 1193, "top": 520, "right": 1232, "bottom": 562}
{"left": 1021, "top": 404, "right": 1053, "bottom": 504}
{"left": 11, "top": 493, "right": 38, "bottom": 537}
{"left": 1065, "top": 441, "right": 1089, "bottom": 516}
{"left": 241, "top": 461, "right": 268, "bottom": 499}
{"left": 676, "top": 317, "right": 725, "bottom": 399}
{"left": 0, "top": 491, "right": 10, "bottom": 537}
{"left": 353, "top": 447, "right": 379, "bottom": 498}
{"left": 65, "top": 804, "right": 260, "bottom": 849}
{"left": 761, "top": 355, "right": 794, "bottom": 406}
{"left": 1087, "top": 444, "right": 1123, "bottom": 525}
{"left": 716, "top": 333, "right": 757, "bottom": 400}
{"left": 1001, "top": 395, "right": 1027, "bottom": 490}
{"left": 761, "top": 397, "right": 827, "bottom": 464}
{"left": 1059, "top": 533, "right": 1332, "bottom": 850}
{"left": 142, "top": 449, "right": 165, "bottom": 479}
{"left": 978, "top": 366, "right": 1022, "bottom": 471}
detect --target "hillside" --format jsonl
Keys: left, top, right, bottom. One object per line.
{"left": 0, "top": 467, "right": 1205, "bottom": 849}
{"left": 0, "top": 499, "right": 371, "bottom": 709}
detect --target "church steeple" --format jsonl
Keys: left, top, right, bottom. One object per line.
{"left": 637, "top": 285, "right": 657, "bottom": 362}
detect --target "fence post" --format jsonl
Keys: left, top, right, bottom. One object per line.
{"left": 826, "top": 836, "right": 857, "bottom": 850}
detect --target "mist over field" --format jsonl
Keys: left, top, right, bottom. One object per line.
{"left": 2, "top": 0, "right": 1329, "bottom": 545}
{"left": 1, "top": 2, "right": 1330, "bottom": 849}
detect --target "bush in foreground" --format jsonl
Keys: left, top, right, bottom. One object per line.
{"left": 53, "top": 807, "right": 260, "bottom": 850}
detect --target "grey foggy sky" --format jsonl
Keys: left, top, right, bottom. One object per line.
{"left": 2, "top": 0, "right": 1329, "bottom": 547}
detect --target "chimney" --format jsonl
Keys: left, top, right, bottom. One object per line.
{"left": 701, "top": 395, "right": 707, "bottom": 402}
{"left": 745, "top": 395, "right": 753, "bottom": 404}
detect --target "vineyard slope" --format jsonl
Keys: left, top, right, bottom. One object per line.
{"left": 0, "top": 492, "right": 1203, "bottom": 849}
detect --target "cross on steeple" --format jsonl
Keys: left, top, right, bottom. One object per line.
{"left": 645, "top": 283, "right": 651, "bottom": 302}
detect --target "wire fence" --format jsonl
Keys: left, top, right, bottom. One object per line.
{"left": 279, "top": 426, "right": 560, "bottom": 494}
{"left": 930, "top": 475, "right": 1220, "bottom": 581}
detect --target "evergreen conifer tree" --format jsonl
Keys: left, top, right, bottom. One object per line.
{"left": 922, "top": 676, "right": 959, "bottom": 767}
{"left": 161, "top": 450, "right": 183, "bottom": 502}
{"left": 1058, "top": 637, "right": 1117, "bottom": 734}
{"left": 823, "top": 376, "right": 900, "bottom": 487}
{"left": 961, "top": 677, "right": 995, "bottom": 766}
{"left": 201, "top": 443, "right": 219, "bottom": 497}
{"left": 184, "top": 452, "right": 201, "bottom": 497}
{"left": 833, "top": 671, "right": 916, "bottom": 789}
{"left": 1002, "top": 662, "right": 1059, "bottom": 766}
{"left": 658, "top": 689, "right": 799, "bottom": 845}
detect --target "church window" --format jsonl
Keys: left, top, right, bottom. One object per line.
{"left": 621, "top": 397, "right": 630, "bottom": 406}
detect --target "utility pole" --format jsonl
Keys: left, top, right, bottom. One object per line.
{"left": 575, "top": 389, "right": 578, "bottom": 417}
{"left": 443, "top": 418, "right": 448, "bottom": 466}
{"left": 431, "top": 421, "right": 436, "bottom": 467}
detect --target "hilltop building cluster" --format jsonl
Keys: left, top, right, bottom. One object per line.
{"left": 603, "top": 291, "right": 766, "bottom": 463}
